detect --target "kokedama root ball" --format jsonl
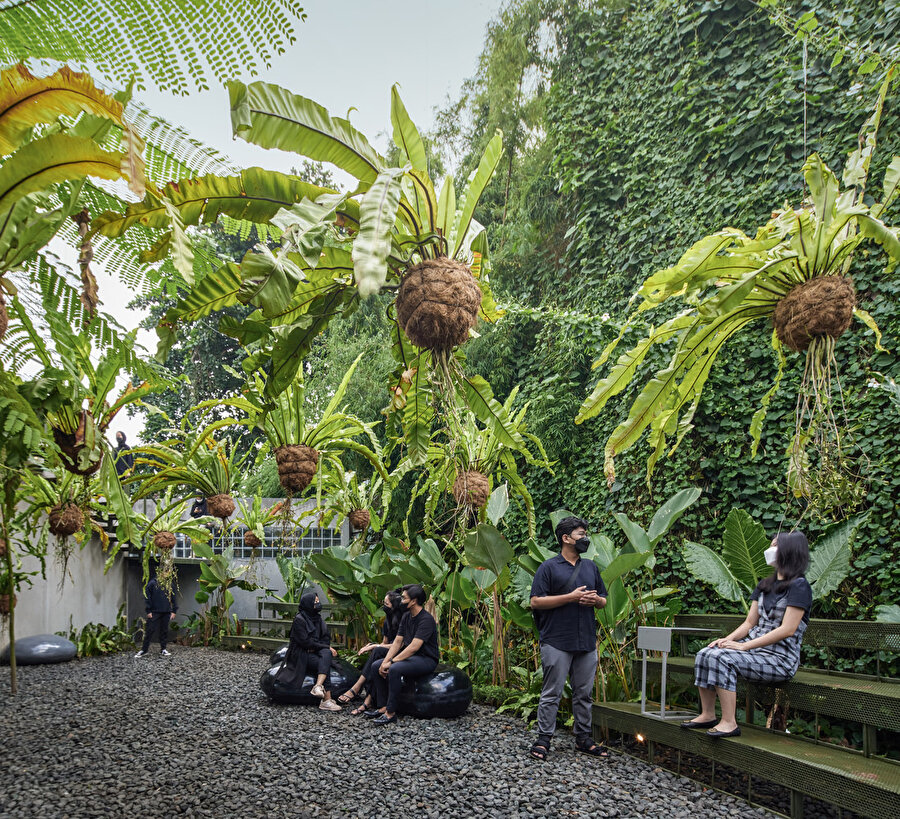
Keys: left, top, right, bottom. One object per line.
{"left": 275, "top": 445, "right": 319, "bottom": 494}
{"left": 53, "top": 427, "right": 103, "bottom": 476}
{"left": 348, "top": 509, "right": 370, "bottom": 530}
{"left": 206, "top": 494, "right": 236, "bottom": 520}
{"left": 48, "top": 502, "right": 84, "bottom": 538}
{"left": 0, "top": 295, "right": 7, "bottom": 341}
{"left": 773, "top": 276, "right": 856, "bottom": 352}
{"left": 452, "top": 470, "right": 490, "bottom": 508}
{"left": 244, "top": 531, "right": 262, "bottom": 548}
{"left": 153, "top": 531, "right": 176, "bottom": 552}
{"left": 395, "top": 258, "right": 482, "bottom": 352}
{"left": 0, "top": 594, "right": 15, "bottom": 615}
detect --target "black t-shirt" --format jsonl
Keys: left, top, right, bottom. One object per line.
{"left": 751, "top": 576, "right": 813, "bottom": 623}
{"left": 397, "top": 609, "right": 439, "bottom": 662}
{"left": 530, "top": 553, "right": 608, "bottom": 653}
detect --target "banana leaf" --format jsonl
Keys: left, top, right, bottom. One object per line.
{"left": 353, "top": 168, "right": 403, "bottom": 296}
{"left": 228, "top": 80, "right": 385, "bottom": 185}
{"left": 0, "top": 64, "right": 123, "bottom": 154}
{"left": 452, "top": 129, "right": 502, "bottom": 259}
{"left": 808, "top": 515, "right": 864, "bottom": 599}
{"left": 720, "top": 508, "right": 768, "bottom": 590}
{"left": 0, "top": 133, "right": 124, "bottom": 213}
{"left": 390, "top": 84, "right": 427, "bottom": 173}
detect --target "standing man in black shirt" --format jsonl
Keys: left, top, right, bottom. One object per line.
{"left": 529, "top": 516, "right": 608, "bottom": 760}
{"left": 368, "top": 583, "right": 439, "bottom": 725}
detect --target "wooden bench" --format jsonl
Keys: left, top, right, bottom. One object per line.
{"left": 592, "top": 614, "right": 900, "bottom": 818}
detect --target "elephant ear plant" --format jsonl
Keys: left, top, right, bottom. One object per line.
{"left": 683, "top": 508, "right": 863, "bottom": 608}
{"left": 95, "top": 82, "right": 505, "bottom": 463}
{"left": 577, "top": 75, "right": 900, "bottom": 519}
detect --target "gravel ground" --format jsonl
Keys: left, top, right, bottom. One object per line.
{"left": 1, "top": 648, "right": 774, "bottom": 819}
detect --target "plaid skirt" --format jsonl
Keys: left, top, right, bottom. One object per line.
{"left": 693, "top": 641, "right": 798, "bottom": 692}
{"left": 694, "top": 588, "right": 805, "bottom": 692}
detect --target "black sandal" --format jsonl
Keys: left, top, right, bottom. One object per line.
{"left": 337, "top": 689, "right": 360, "bottom": 705}
{"left": 350, "top": 704, "right": 368, "bottom": 716}
{"left": 529, "top": 742, "right": 549, "bottom": 761}
{"left": 575, "top": 739, "right": 609, "bottom": 758}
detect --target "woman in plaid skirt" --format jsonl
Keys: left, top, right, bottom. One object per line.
{"left": 681, "top": 531, "right": 812, "bottom": 738}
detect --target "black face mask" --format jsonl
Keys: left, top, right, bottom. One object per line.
{"left": 403, "top": 599, "right": 414, "bottom": 611}
{"left": 313, "top": 601, "right": 323, "bottom": 613}
{"left": 574, "top": 536, "right": 590, "bottom": 554}
{"left": 382, "top": 603, "right": 392, "bottom": 614}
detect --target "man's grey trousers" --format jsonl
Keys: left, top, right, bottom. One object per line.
{"left": 536, "top": 643, "right": 597, "bottom": 740}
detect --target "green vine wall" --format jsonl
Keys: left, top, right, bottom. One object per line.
{"left": 467, "top": 0, "right": 900, "bottom": 622}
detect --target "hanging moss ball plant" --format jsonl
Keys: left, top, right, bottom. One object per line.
{"left": 243, "top": 531, "right": 262, "bottom": 548}
{"left": 348, "top": 509, "right": 370, "bottom": 530}
{"left": 773, "top": 275, "right": 856, "bottom": 352}
{"left": 396, "top": 258, "right": 482, "bottom": 353}
{"left": 0, "top": 593, "right": 16, "bottom": 615}
{"left": 274, "top": 444, "right": 318, "bottom": 494}
{"left": 152, "top": 531, "right": 176, "bottom": 552}
{"left": 48, "top": 502, "right": 85, "bottom": 538}
{"left": 206, "top": 493, "right": 236, "bottom": 520}
{"left": 452, "top": 470, "right": 490, "bottom": 509}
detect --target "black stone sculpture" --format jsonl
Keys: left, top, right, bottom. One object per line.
{"left": 260, "top": 656, "right": 358, "bottom": 705}
{"left": 269, "top": 645, "right": 288, "bottom": 665}
{"left": 0, "top": 634, "right": 77, "bottom": 665}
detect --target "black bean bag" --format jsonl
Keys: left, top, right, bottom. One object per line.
{"left": 260, "top": 656, "right": 358, "bottom": 705}
{"left": 263, "top": 649, "right": 472, "bottom": 717}
{"left": 394, "top": 664, "right": 472, "bottom": 719}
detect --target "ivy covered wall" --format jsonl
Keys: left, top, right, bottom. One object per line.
{"left": 467, "top": 0, "right": 900, "bottom": 619}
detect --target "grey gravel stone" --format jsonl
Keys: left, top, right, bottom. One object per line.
{"left": 1, "top": 648, "right": 774, "bottom": 819}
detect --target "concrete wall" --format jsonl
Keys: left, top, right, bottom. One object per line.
{"left": 4, "top": 536, "right": 127, "bottom": 648}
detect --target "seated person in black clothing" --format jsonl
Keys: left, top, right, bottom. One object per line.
{"left": 367, "top": 583, "right": 439, "bottom": 725}
{"left": 337, "top": 589, "right": 403, "bottom": 714}
{"left": 274, "top": 592, "right": 341, "bottom": 711}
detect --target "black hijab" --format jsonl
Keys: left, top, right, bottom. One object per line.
{"left": 296, "top": 592, "right": 327, "bottom": 642}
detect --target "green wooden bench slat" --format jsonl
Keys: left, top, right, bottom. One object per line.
{"left": 640, "top": 656, "right": 900, "bottom": 732}
{"left": 593, "top": 701, "right": 900, "bottom": 819}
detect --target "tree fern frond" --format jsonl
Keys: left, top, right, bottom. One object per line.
{"left": 0, "top": 1, "right": 304, "bottom": 96}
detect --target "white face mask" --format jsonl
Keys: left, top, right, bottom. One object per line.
{"left": 764, "top": 545, "right": 778, "bottom": 567}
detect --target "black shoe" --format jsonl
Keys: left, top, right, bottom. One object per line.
{"left": 373, "top": 713, "right": 398, "bottom": 726}
{"left": 680, "top": 718, "right": 718, "bottom": 729}
{"left": 363, "top": 709, "right": 383, "bottom": 719}
{"left": 707, "top": 726, "right": 741, "bottom": 738}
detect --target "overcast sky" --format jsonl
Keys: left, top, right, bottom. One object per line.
{"left": 98, "top": 0, "right": 504, "bottom": 443}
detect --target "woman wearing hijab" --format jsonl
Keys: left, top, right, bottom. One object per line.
{"left": 682, "top": 530, "right": 812, "bottom": 738}
{"left": 337, "top": 589, "right": 404, "bottom": 715}
{"left": 275, "top": 591, "right": 341, "bottom": 711}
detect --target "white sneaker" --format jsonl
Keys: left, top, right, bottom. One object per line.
{"left": 134, "top": 650, "right": 148, "bottom": 658}
{"left": 310, "top": 684, "right": 325, "bottom": 698}
{"left": 160, "top": 649, "right": 172, "bottom": 657}
{"left": 319, "top": 699, "right": 341, "bottom": 711}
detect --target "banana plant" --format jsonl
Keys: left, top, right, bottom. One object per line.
{"left": 683, "top": 509, "right": 863, "bottom": 607}
{"left": 577, "top": 75, "right": 900, "bottom": 507}
{"left": 0, "top": 64, "right": 147, "bottom": 319}
{"left": 94, "top": 82, "right": 506, "bottom": 453}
